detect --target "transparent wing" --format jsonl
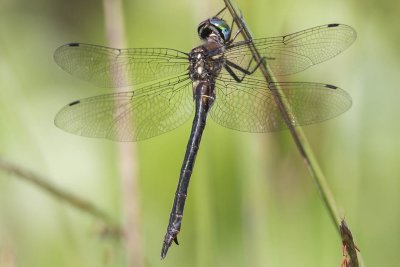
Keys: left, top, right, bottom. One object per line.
{"left": 55, "top": 75, "right": 194, "bottom": 141}
{"left": 224, "top": 24, "right": 357, "bottom": 76}
{"left": 54, "top": 43, "right": 189, "bottom": 88}
{"left": 211, "top": 76, "right": 352, "bottom": 132}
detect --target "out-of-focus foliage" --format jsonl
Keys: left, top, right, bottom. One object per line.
{"left": 0, "top": 0, "right": 399, "bottom": 266}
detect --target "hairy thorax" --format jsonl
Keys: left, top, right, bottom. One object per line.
{"left": 189, "top": 41, "right": 224, "bottom": 83}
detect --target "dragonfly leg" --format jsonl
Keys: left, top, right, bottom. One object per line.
{"left": 229, "top": 25, "right": 244, "bottom": 43}
{"left": 224, "top": 64, "right": 243, "bottom": 82}
{"left": 215, "top": 6, "right": 227, "bottom": 17}
{"left": 214, "top": 3, "right": 243, "bottom": 44}
{"left": 224, "top": 57, "right": 265, "bottom": 82}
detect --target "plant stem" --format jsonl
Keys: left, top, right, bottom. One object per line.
{"left": 0, "top": 158, "right": 116, "bottom": 228}
{"left": 223, "top": 0, "right": 341, "bottom": 228}
{"left": 222, "top": 1, "right": 363, "bottom": 266}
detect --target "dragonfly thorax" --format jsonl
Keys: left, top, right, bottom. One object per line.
{"left": 189, "top": 45, "right": 223, "bottom": 82}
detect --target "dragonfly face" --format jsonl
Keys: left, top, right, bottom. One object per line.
{"left": 197, "top": 17, "right": 232, "bottom": 43}
{"left": 53, "top": 11, "right": 356, "bottom": 258}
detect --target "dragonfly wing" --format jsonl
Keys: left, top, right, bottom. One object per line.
{"left": 224, "top": 24, "right": 356, "bottom": 76}
{"left": 211, "top": 75, "right": 352, "bottom": 132}
{"left": 55, "top": 75, "right": 194, "bottom": 141}
{"left": 54, "top": 43, "right": 189, "bottom": 88}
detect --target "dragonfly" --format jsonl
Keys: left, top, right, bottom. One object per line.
{"left": 53, "top": 8, "right": 356, "bottom": 258}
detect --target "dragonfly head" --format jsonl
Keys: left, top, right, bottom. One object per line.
{"left": 197, "top": 17, "right": 231, "bottom": 43}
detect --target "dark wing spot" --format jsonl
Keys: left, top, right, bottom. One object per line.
{"left": 68, "top": 43, "right": 80, "bottom": 47}
{"left": 325, "top": 84, "right": 338, "bottom": 89}
{"left": 328, "top": 23, "right": 340, "bottom": 28}
{"left": 69, "top": 100, "right": 81, "bottom": 106}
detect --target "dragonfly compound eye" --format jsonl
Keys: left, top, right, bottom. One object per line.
{"left": 197, "top": 17, "right": 231, "bottom": 42}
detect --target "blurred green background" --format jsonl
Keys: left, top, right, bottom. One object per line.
{"left": 0, "top": 0, "right": 399, "bottom": 266}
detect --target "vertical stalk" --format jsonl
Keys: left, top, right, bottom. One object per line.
{"left": 223, "top": 0, "right": 340, "bottom": 230}
{"left": 222, "top": 0, "right": 363, "bottom": 266}
{"left": 102, "top": 1, "right": 143, "bottom": 267}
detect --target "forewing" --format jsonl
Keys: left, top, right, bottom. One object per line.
{"left": 224, "top": 24, "right": 356, "bottom": 76}
{"left": 54, "top": 43, "right": 189, "bottom": 88}
{"left": 211, "top": 76, "right": 352, "bottom": 132}
{"left": 55, "top": 75, "right": 194, "bottom": 141}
